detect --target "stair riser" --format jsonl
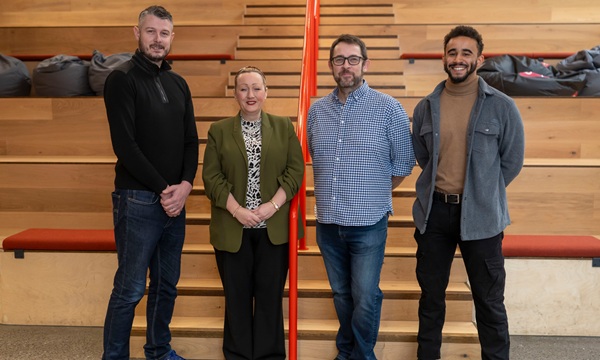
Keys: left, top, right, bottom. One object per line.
{"left": 129, "top": 337, "right": 481, "bottom": 359}
{"left": 135, "top": 296, "right": 474, "bottom": 322}
{"left": 180, "top": 253, "right": 468, "bottom": 282}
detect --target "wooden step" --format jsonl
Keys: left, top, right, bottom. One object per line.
{"left": 237, "top": 36, "right": 399, "bottom": 49}
{"left": 186, "top": 213, "right": 414, "bottom": 227}
{"left": 175, "top": 277, "right": 471, "bottom": 301}
{"left": 243, "top": 15, "right": 395, "bottom": 26}
{"left": 129, "top": 335, "right": 481, "bottom": 359}
{"left": 227, "top": 73, "right": 405, "bottom": 87}
{"left": 131, "top": 316, "right": 479, "bottom": 342}
{"left": 234, "top": 48, "right": 400, "bottom": 60}
{"left": 143, "top": 290, "right": 473, "bottom": 322}
{"left": 181, "top": 249, "right": 468, "bottom": 283}
{"left": 129, "top": 317, "right": 479, "bottom": 359}
{"left": 243, "top": 4, "right": 395, "bottom": 26}
{"left": 244, "top": 4, "right": 395, "bottom": 17}
{"left": 190, "top": 186, "right": 416, "bottom": 198}
{"left": 226, "top": 85, "right": 407, "bottom": 98}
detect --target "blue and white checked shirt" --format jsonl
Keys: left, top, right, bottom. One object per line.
{"left": 307, "top": 81, "right": 415, "bottom": 226}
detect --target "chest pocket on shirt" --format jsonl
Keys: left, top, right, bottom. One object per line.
{"left": 472, "top": 120, "right": 500, "bottom": 154}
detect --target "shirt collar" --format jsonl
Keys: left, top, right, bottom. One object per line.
{"left": 332, "top": 80, "right": 369, "bottom": 104}
{"left": 132, "top": 49, "right": 172, "bottom": 75}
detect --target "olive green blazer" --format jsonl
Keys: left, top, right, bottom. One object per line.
{"left": 202, "top": 112, "right": 305, "bottom": 252}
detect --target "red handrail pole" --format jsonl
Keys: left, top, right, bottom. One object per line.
{"left": 289, "top": 1, "right": 319, "bottom": 358}
{"left": 312, "top": 0, "right": 320, "bottom": 96}
{"left": 288, "top": 198, "right": 299, "bottom": 360}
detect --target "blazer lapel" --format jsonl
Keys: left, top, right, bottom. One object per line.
{"left": 260, "top": 112, "right": 273, "bottom": 167}
{"left": 232, "top": 113, "right": 248, "bottom": 168}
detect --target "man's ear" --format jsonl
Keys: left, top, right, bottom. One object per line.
{"left": 133, "top": 25, "right": 140, "bottom": 40}
{"left": 362, "top": 59, "right": 371, "bottom": 73}
{"left": 477, "top": 54, "right": 485, "bottom": 68}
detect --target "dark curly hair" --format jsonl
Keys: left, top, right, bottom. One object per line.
{"left": 443, "top": 25, "right": 484, "bottom": 56}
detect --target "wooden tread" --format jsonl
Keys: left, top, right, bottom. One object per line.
{"left": 185, "top": 213, "right": 414, "bottom": 227}
{"left": 175, "top": 277, "right": 471, "bottom": 301}
{"left": 2, "top": 155, "right": 599, "bottom": 168}
{"left": 131, "top": 316, "right": 479, "bottom": 342}
{"left": 191, "top": 186, "right": 416, "bottom": 197}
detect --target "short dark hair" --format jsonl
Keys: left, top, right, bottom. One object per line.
{"left": 443, "top": 25, "right": 484, "bottom": 56}
{"left": 329, "top": 34, "right": 368, "bottom": 61}
{"left": 139, "top": 5, "right": 173, "bottom": 25}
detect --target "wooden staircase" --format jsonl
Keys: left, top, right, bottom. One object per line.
{"left": 126, "top": 5, "right": 478, "bottom": 358}
{"left": 233, "top": 3, "right": 405, "bottom": 98}
{"left": 128, "top": 243, "right": 478, "bottom": 359}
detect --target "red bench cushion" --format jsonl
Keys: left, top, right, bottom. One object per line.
{"left": 3, "top": 229, "right": 600, "bottom": 257}
{"left": 503, "top": 234, "right": 600, "bottom": 258}
{"left": 2, "top": 228, "right": 115, "bottom": 251}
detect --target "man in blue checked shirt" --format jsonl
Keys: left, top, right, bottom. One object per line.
{"left": 307, "top": 34, "right": 415, "bottom": 360}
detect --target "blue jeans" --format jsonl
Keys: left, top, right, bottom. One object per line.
{"left": 103, "top": 189, "right": 186, "bottom": 360}
{"left": 316, "top": 216, "right": 388, "bottom": 360}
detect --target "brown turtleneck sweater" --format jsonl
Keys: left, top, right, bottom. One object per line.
{"left": 436, "top": 75, "right": 479, "bottom": 194}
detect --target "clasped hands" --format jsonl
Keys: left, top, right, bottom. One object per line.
{"left": 160, "top": 181, "right": 193, "bottom": 217}
{"left": 234, "top": 202, "right": 278, "bottom": 227}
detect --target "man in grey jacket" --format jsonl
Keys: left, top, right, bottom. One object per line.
{"left": 411, "top": 25, "right": 525, "bottom": 360}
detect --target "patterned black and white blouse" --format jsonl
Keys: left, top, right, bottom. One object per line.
{"left": 241, "top": 117, "right": 266, "bottom": 228}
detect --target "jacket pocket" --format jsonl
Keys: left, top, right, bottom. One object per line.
{"left": 472, "top": 120, "right": 500, "bottom": 154}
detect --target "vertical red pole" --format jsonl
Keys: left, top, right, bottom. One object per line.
{"left": 289, "top": 1, "right": 319, "bottom": 358}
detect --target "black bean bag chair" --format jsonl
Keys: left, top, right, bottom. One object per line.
{"left": 0, "top": 54, "right": 32, "bottom": 96}
{"left": 33, "top": 54, "right": 94, "bottom": 97}
{"left": 477, "top": 54, "right": 586, "bottom": 96}
{"left": 555, "top": 46, "right": 600, "bottom": 96}
{"left": 88, "top": 50, "right": 133, "bottom": 96}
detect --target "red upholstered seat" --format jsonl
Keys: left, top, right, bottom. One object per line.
{"left": 2, "top": 228, "right": 115, "bottom": 251}
{"left": 3, "top": 229, "right": 600, "bottom": 258}
{"left": 503, "top": 234, "right": 600, "bottom": 258}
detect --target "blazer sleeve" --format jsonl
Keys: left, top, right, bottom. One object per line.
{"left": 202, "top": 121, "right": 234, "bottom": 209}
{"left": 278, "top": 117, "right": 305, "bottom": 201}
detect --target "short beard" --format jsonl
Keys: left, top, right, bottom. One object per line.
{"left": 445, "top": 63, "right": 477, "bottom": 84}
{"left": 334, "top": 71, "right": 362, "bottom": 89}
{"left": 139, "top": 40, "right": 169, "bottom": 63}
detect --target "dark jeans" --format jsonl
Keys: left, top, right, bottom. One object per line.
{"left": 215, "top": 228, "right": 289, "bottom": 360}
{"left": 414, "top": 199, "right": 509, "bottom": 360}
{"left": 316, "top": 216, "right": 388, "bottom": 360}
{"left": 103, "top": 189, "right": 186, "bottom": 360}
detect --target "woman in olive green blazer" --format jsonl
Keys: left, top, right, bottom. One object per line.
{"left": 202, "top": 66, "right": 304, "bottom": 360}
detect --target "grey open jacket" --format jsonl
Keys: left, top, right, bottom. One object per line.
{"left": 412, "top": 77, "right": 525, "bottom": 240}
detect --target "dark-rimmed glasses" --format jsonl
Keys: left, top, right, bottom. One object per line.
{"left": 330, "top": 56, "right": 364, "bottom": 66}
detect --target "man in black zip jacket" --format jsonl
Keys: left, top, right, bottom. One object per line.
{"left": 102, "top": 5, "right": 198, "bottom": 360}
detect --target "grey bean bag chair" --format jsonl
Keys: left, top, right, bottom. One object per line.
{"left": 88, "top": 50, "right": 133, "bottom": 96}
{"left": 0, "top": 54, "right": 32, "bottom": 96}
{"left": 33, "top": 54, "right": 94, "bottom": 96}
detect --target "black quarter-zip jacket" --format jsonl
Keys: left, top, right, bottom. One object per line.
{"left": 104, "top": 50, "right": 198, "bottom": 194}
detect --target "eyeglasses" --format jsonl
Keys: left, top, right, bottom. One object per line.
{"left": 330, "top": 56, "right": 364, "bottom": 66}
